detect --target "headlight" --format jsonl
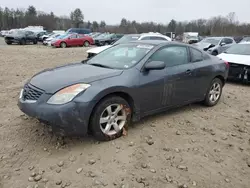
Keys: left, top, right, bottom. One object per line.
{"left": 47, "top": 83, "right": 90, "bottom": 105}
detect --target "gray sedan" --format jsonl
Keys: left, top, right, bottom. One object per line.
{"left": 18, "top": 41, "right": 229, "bottom": 141}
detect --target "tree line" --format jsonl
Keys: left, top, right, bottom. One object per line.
{"left": 0, "top": 5, "right": 250, "bottom": 36}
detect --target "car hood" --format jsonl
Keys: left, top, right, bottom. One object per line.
{"left": 194, "top": 42, "right": 216, "bottom": 49}
{"left": 86, "top": 45, "right": 112, "bottom": 54}
{"left": 217, "top": 53, "right": 250, "bottom": 66}
{"left": 30, "top": 63, "right": 123, "bottom": 94}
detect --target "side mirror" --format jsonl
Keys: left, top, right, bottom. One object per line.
{"left": 220, "top": 42, "right": 226, "bottom": 46}
{"left": 144, "top": 61, "right": 166, "bottom": 70}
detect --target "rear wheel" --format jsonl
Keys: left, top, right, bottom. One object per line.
{"left": 60, "top": 42, "right": 67, "bottom": 48}
{"left": 83, "top": 41, "right": 90, "bottom": 47}
{"left": 20, "top": 39, "right": 26, "bottom": 45}
{"left": 203, "top": 78, "right": 223, "bottom": 106}
{"left": 90, "top": 96, "right": 131, "bottom": 141}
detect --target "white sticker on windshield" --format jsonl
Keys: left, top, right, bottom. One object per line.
{"left": 124, "top": 65, "right": 129, "bottom": 68}
{"left": 137, "top": 45, "right": 154, "bottom": 49}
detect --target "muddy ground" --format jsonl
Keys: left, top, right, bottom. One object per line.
{"left": 0, "top": 37, "right": 250, "bottom": 188}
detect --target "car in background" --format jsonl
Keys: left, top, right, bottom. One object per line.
{"left": 94, "top": 33, "right": 124, "bottom": 46}
{"left": 43, "top": 33, "right": 63, "bottom": 45}
{"left": 239, "top": 36, "right": 250, "bottom": 43}
{"left": 0, "top": 30, "right": 9, "bottom": 37}
{"left": 40, "top": 30, "right": 65, "bottom": 41}
{"left": 87, "top": 33, "right": 172, "bottom": 58}
{"left": 18, "top": 40, "right": 228, "bottom": 141}
{"left": 217, "top": 42, "right": 250, "bottom": 83}
{"left": 4, "top": 30, "right": 38, "bottom": 45}
{"left": 51, "top": 33, "right": 94, "bottom": 48}
{"left": 66, "top": 28, "right": 91, "bottom": 35}
{"left": 194, "top": 37, "right": 236, "bottom": 55}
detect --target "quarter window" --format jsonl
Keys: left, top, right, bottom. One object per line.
{"left": 149, "top": 46, "right": 189, "bottom": 67}
{"left": 190, "top": 48, "right": 203, "bottom": 62}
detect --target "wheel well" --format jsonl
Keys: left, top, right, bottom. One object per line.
{"left": 214, "top": 75, "right": 225, "bottom": 86}
{"left": 88, "top": 92, "right": 135, "bottom": 129}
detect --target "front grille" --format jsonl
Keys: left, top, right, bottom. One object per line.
{"left": 23, "top": 84, "right": 44, "bottom": 101}
{"left": 228, "top": 62, "right": 250, "bottom": 80}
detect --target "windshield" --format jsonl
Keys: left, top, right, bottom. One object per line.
{"left": 113, "top": 35, "right": 140, "bottom": 45}
{"left": 87, "top": 43, "right": 154, "bottom": 69}
{"left": 58, "top": 34, "right": 70, "bottom": 39}
{"left": 224, "top": 44, "right": 250, "bottom": 55}
{"left": 201, "top": 38, "right": 220, "bottom": 45}
{"left": 241, "top": 37, "right": 250, "bottom": 42}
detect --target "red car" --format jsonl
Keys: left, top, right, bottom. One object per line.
{"left": 52, "top": 33, "right": 94, "bottom": 48}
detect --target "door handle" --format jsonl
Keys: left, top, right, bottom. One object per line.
{"left": 185, "top": 69, "right": 192, "bottom": 75}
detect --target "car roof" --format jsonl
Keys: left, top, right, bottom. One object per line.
{"left": 129, "top": 40, "right": 186, "bottom": 46}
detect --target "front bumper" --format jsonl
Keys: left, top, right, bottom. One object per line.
{"left": 17, "top": 86, "right": 95, "bottom": 136}
{"left": 228, "top": 63, "right": 250, "bottom": 83}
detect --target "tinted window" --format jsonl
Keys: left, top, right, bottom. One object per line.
{"left": 150, "top": 36, "right": 167, "bottom": 40}
{"left": 141, "top": 36, "right": 150, "bottom": 40}
{"left": 224, "top": 38, "right": 233, "bottom": 44}
{"left": 190, "top": 48, "right": 203, "bottom": 62}
{"left": 149, "top": 46, "right": 189, "bottom": 67}
{"left": 70, "top": 34, "right": 77, "bottom": 39}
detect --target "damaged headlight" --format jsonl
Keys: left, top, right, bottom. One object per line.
{"left": 47, "top": 83, "right": 91, "bottom": 105}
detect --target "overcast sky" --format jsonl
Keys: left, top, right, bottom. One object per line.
{"left": 1, "top": 0, "right": 250, "bottom": 24}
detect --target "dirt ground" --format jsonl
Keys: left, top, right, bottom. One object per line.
{"left": 0, "top": 37, "right": 250, "bottom": 188}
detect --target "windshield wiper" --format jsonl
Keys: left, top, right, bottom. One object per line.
{"left": 89, "top": 63, "right": 114, "bottom": 69}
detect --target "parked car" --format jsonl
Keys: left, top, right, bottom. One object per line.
{"left": 4, "top": 30, "right": 38, "bottom": 45}
{"left": 18, "top": 40, "right": 228, "bottom": 141}
{"left": 0, "top": 30, "right": 9, "bottom": 37}
{"left": 66, "top": 28, "right": 91, "bottom": 35}
{"left": 51, "top": 33, "right": 94, "bottom": 48}
{"left": 194, "top": 37, "right": 236, "bottom": 55}
{"left": 94, "top": 33, "right": 124, "bottom": 46}
{"left": 43, "top": 33, "right": 63, "bottom": 45}
{"left": 40, "top": 30, "right": 65, "bottom": 41}
{"left": 217, "top": 42, "right": 250, "bottom": 83}
{"left": 87, "top": 33, "right": 172, "bottom": 58}
{"left": 239, "top": 36, "right": 250, "bottom": 43}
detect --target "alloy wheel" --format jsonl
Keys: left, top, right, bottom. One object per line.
{"left": 209, "top": 82, "right": 221, "bottom": 103}
{"left": 100, "top": 104, "right": 127, "bottom": 136}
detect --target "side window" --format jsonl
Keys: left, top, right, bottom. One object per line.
{"left": 141, "top": 36, "right": 150, "bottom": 40}
{"left": 190, "top": 48, "right": 203, "bottom": 62}
{"left": 149, "top": 46, "right": 189, "bottom": 67}
{"left": 150, "top": 36, "right": 167, "bottom": 40}
{"left": 225, "top": 38, "right": 233, "bottom": 44}
{"left": 70, "top": 34, "right": 77, "bottom": 39}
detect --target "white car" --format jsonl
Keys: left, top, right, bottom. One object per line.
{"left": 217, "top": 42, "right": 250, "bottom": 83}
{"left": 86, "top": 33, "right": 171, "bottom": 58}
{"left": 43, "top": 33, "right": 63, "bottom": 45}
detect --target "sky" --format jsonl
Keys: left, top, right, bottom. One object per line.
{"left": 1, "top": 0, "right": 250, "bottom": 24}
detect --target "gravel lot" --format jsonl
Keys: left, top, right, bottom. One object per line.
{"left": 0, "top": 37, "right": 250, "bottom": 188}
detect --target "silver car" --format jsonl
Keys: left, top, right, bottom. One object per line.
{"left": 194, "top": 37, "right": 236, "bottom": 55}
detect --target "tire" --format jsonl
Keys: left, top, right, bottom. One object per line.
{"left": 33, "top": 39, "right": 37, "bottom": 44}
{"left": 5, "top": 41, "right": 12, "bottom": 45}
{"left": 83, "top": 41, "right": 90, "bottom": 47}
{"left": 211, "top": 51, "right": 218, "bottom": 56}
{"left": 60, "top": 42, "right": 67, "bottom": 48}
{"left": 90, "top": 96, "right": 132, "bottom": 141}
{"left": 20, "top": 39, "right": 26, "bottom": 45}
{"left": 203, "top": 78, "right": 223, "bottom": 107}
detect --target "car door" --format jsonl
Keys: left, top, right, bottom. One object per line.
{"left": 68, "top": 34, "right": 78, "bottom": 46}
{"left": 139, "top": 45, "right": 197, "bottom": 114}
{"left": 189, "top": 47, "right": 213, "bottom": 99}
{"left": 219, "top": 38, "right": 233, "bottom": 53}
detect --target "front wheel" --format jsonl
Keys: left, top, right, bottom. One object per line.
{"left": 90, "top": 96, "right": 132, "bottom": 141}
{"left": 33, "top": 39, "right": 37, "bottom": 44}
{"left": 60, "top": 42, "right": 67, "bottom": 48}
{"left": 6, "top": 41, "right": 12, "bottom": 45}
{"left": 83, "top": 41, "right": 90, "bottom": 47}
{"left": 203, "top": 78, "right": 223, "bottom": 106}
